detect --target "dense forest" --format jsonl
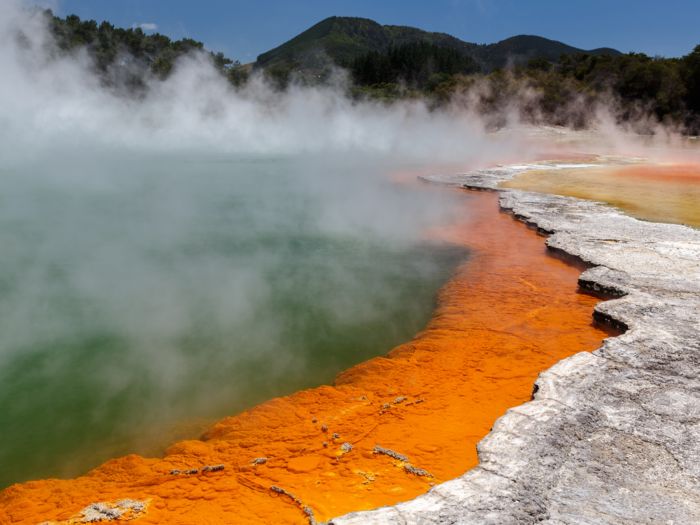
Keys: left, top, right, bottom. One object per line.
{"left": 41, "top": 9, "right": 248, "bottom": 90}
{"left": 433, "top": 50, "right": 700, "bottom": 132}
{"left": 344, "top": 46, "right": 700, "bottom": 133}
{"left": 26, "top": 9, "right": 700, "bottom": 134}
{"left": 344, "top": 42, "right": 481, "bottom": 89}
{"left": 255, "top": 16, "right": 619, "bottom": 72}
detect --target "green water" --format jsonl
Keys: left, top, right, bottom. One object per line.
{"left": 0, "top": 153, "right": 469, "bottom": 489}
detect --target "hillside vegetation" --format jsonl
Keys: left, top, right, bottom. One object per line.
{"left": 345, "top": 41, "right": 481, "bottom": 89}
{"left": 23, "top": 9, "right": 700, "bottom": 134}
{"left": 255, "top": 16, "right": 621, "bottom": 72}
{"left": 435, "top": 50, "right": 700, "bottom": 132}
{"left": 40, "top": 9, "right": 248, "bottom": 90}
{"left": 345, "top": 47, "right": 700, "bottom": 133}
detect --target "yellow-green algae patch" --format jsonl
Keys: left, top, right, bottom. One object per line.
{"left": 499, "top": 159, "right": 700, "bottom": 229}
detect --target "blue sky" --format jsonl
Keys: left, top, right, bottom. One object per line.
{"left": 37, "top": 0, "right": 700, "bottom": 63}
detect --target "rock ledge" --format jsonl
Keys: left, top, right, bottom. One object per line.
{"left": 330, "top": 163, "right": 700, "bottom": 524}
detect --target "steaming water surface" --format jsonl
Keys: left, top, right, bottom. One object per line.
{"left": 0, "top": 153, "right": 469, "bottom": 489}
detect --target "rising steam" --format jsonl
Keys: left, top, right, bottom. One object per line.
{"left": 0, "top": 1, "right": 516, "bottom": 490}
{"left": 5, "top": 0, "right": 687, "bottom": 492}
{"left": 0, "top": 3, "right": 508, "bottom": 164}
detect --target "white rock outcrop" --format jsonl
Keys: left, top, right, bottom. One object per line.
{"left": 330, "top": 163, "right": 700, "bottom": 524}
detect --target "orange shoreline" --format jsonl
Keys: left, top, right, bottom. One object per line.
{"left": 0, "top": 190, "right": 617, "bottom": 525}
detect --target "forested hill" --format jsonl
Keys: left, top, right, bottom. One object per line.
{"left": 479, "top": 35, "right": 620, "bottom": 71}
{"left": 255, "top": 16, "right": 621, "bottom": 72}
{"left": 36, "top": 9, "right": 248, "bottom": 89}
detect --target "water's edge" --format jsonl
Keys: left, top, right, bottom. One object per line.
{"left": 330, "top": 165, "right": 700, "bottom": 523}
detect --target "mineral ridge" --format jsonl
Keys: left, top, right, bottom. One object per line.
{"left": 330, "top": 162, "right": 700, "bottom": 524}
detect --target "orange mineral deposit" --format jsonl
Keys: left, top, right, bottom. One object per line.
{"left": 0, "top": 190, "right": 617, "bottom": 525}
{"left": 500, "top": 161, "right": 700, "bottom": 228}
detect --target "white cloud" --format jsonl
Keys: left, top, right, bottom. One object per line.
{"left": 133, "top": 22, "right": 158, "bottom": 31}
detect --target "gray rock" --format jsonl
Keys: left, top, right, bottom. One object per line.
{"left": 331, "top": 163, "right": 700, "bottom": 524}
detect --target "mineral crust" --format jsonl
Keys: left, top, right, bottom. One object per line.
{"left": 330, "top": 164, "right": 700, "bottom": 524}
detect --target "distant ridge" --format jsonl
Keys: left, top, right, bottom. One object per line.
{"left": 256, "top": 16, "right": 621, "bottom": 72}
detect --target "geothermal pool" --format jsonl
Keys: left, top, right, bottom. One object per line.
{"left": 0, "top": 153, "right": 469, "bottom": 490}
{"left": 0, "top": 180, "right": 618, "bottom": 525}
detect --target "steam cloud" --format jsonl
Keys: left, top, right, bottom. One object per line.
{"left": 4, "top": 0, "right": 691, "bottom": 492}
{"left": 0, "top": 3, "right": 502, "bottom": 164}
{"left": 7, "top": 0, "right": 671, "bottom": 491}
{"left": 0, "top": 1, "right": 526, "bottom": 489}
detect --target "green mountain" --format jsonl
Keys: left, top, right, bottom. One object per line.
{"left": 480, "top": 35, "right": 621, "bottom": 70}
{"left": 256, "top": 16, "right": 621, "bottom": 72}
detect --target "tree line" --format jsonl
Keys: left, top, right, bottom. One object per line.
{"left": 520, "top": 50, "right": 699, "bottom": 129}
{"left": 28, "top": 10, "right": 700, "bottom": 133}
{"left": 41, "top": 9, "right": 248, "bottom": 90}
{"left": 343, "top": 41, "right": 481, "bottom": 89}
{"left": 350, "top": 44, "right": 700, "bottom": 133}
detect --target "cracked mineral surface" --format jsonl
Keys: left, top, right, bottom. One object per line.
{"left": 329, "top": 161, "right": 700, "bottom": 524}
